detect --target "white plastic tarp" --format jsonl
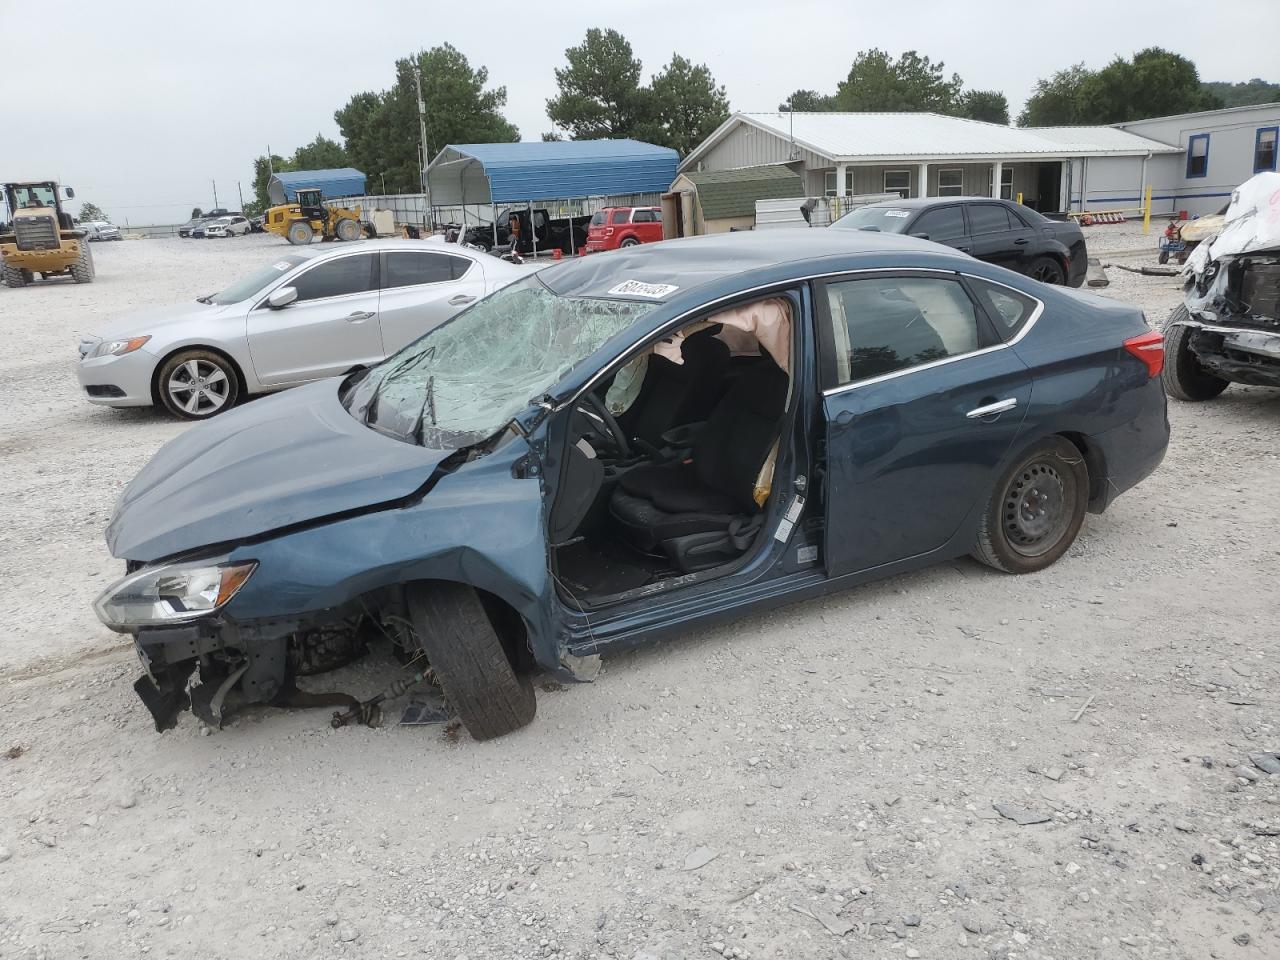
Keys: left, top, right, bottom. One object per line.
{"left": 1187, "top": 172, "right": 1280, "bottom": 274}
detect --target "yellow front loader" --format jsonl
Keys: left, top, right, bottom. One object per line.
{"left": 264, "top": 188, "right": 364, "bottom": 245}
{"left": 1, "top": 181, "right": 94, "bottom": 287}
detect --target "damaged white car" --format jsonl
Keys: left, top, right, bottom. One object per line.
{"left": 1164, "top": 172, "right": 1280, "bottom": 400}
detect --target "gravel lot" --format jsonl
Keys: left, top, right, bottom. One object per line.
{"left": 2, "top": 237, "right": 1278, "bottom": 960}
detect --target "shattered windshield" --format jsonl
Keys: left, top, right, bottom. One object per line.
{"left": 342, "top": 274, "right": 655, "bottom": 447}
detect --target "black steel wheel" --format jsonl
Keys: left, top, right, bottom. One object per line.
{"left": 1027, "top": 256, "right": 1066, "bottom": 285}
{"left": 972, "top": 437, "right": 1088, "bottom": 574}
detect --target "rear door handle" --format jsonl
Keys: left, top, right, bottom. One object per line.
{"left": 1013, "top": 237, "right": 1030, "bottom": 245}
{"left": 966, "top": 397, "right": 1018, "bottom": 419}
{"left": 345, "top": 310, "right": 375, "bottom": 322}
{"left": 448, "top": 294, "right": 476, "bottom": 306}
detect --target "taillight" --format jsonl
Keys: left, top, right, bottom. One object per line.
{"left": 1123, "top": 330, "right": 1164, "bottom": 378}
{"left": 604, "top": 228, "right": 614, "bottom": 237}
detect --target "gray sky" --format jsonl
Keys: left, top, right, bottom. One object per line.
{"left": 5, "top": 0, "right": 1275, "bottom": 224}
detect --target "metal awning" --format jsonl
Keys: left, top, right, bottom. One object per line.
{"left": 267, "top": 168, "right": 367, "bottom": 205}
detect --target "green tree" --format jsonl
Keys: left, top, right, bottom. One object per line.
{"left": 645, "top": 54, "right": 730, "bottom": 155}
{"left": 250, "top": 153, "right": 289, "bottom": 213}
{"left": 190, "top": 207, "right": 203, "bottom": 219}
{"left": 834, "top": 49, "right": 962, "bottom": 112}
{"left": 546, "top": 28, "right": 653, "bottom": 139}
{"left": 778, "top": 89, "right": 836, "bottom": 112}
{"left": 1202, "top": 78, "right": 1280, "bottom": 107}
{"left": 335, "top": 44, "right": 518, "bottom": 194}
{"left": 1019, "top": 49, "right": 1222, "bottom": 126}
{"left": 77, "top": 201, "right": 107, "bottom": 222}
{"left": 291, "top": 134, "right": 349, "bottom": 170}
{"left": 957, "top": 89, "right": 1009, "bottom": 124}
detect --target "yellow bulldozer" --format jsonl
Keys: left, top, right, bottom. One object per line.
{"left": 264, "top": 187, "right": 364, "bottom": 245}
{"left": 0, "top": 181, "right": 94, "bottom": 287}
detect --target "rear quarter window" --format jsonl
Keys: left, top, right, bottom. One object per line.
{"left": 968, "top": 277, "right": 1040, "bottom": 340}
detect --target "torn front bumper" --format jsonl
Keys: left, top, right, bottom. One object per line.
{"left": 1177, "top": 320, "right": 1280, "bottom": 388}
{"left": 129, "top": 619, "right": 292, "bottom": 732}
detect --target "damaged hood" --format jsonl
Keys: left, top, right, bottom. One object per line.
{"left": 107, "top": 379, "right": 454, "bottom": 562}
{"left": 1187, "top": 172, "right": 1280, "bottom": 275}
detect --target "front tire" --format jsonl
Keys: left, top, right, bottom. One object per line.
{"left": 1027, "top": 255, "right": 1065, "bottom": 285}
{"left": 287, "top": 221, "right": 314, "bottom": 245}
{"left": 156, "top": 349, "right": 240, "bottom": 420}
{"left": 407, "top": 582, "right": 536, "bottom": 741}
{"left": 70, "top": 243, "right": 95, "bottom": 283}
{"left": 1162, "top": 308, "right": 1229, "bottom": 401}
{"left": 972, "top": 437, "right": 1088, "bottom": 574}
{"left": 2, "top": 264, "right": 26, "bottom": 288}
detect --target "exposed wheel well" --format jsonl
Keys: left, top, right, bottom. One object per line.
{"left": 1057, "top": 431, "right": 1107, "bottom": 510}
{"left": 406, "top": 580, "right": 535, "bottom": 676}
{"left": 150, "top": 345, "right": 249, "bottom": 406}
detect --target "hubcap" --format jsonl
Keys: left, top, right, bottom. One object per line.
{"left": 168, "top": 359, "right": 229, "bottom": 415}
{"left": 1002, "top": 462, "right": 1070, "bottom": 557}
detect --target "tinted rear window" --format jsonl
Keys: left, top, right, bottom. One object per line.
{"left": 968, "top": 204, "right": 1015, "bottom": 235}
{"left": 611, "top": 210, "right": 630, "bottom": 224}
{"left": 383, "top": 251, "right": 470, "bottom": 288}
{"left": 590, "top": 212, "right": 606, "bottom": 226}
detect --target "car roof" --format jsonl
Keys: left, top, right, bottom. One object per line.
{"left": 538, "top": 227, "right": 953, "bottom": 302}
{"left": 287, "top": 237, "right": 526, "bottom": 272}
{"left": 860, "top": 196, "right": 1018, "bottom": 210}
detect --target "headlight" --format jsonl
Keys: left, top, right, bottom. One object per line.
{"left": 93, "top": 558, "right": 257, "bottom": 631}
{"left": 89, "top": 335, "right": 150, "bottom": 358}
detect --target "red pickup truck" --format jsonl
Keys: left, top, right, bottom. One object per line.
{"left": 585, "top": 206, "right": 663, "bottom": 252}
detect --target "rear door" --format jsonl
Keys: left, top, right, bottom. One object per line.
{"left": 377, "top": 250, "right": 487, "bottom": 353}
{"left": 247, "top": 252, "right": 384, "bottom": 385}
{"left": 631, "top": 208, "right": 663, "bottom": 243}
{"left": 819, "top": 271, "right": 1033, "bottom": 576}
{"left": 964, "top": 203, "right": 1030, "bottom": 273}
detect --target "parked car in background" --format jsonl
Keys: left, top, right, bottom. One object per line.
{"left": 177, "top": 217, "right": 202, "bottom": 238}
{"left": 80, "top": 220, "right": 122, "bottom": 241}
{"left": 461, "top": 207, "right": 591, "bottom": 254}
{"left": 585, "top": 206, "right": 663, "bottom": 252}
{"left": 203, "top": 215, "right": 252, "bottom": 238}
{"left": 94, "top": 229, "right": 1168, "bottom": 738}
{"left": 248, "top": 215, "right": 265, "bottom": 233}
{"left": 76, "top": 239, "right": 528, "bottom": 420}
{"left": 832, "top": 197, "right": 1087, "bottom": 287}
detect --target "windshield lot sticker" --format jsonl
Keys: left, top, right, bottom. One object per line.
{"left": 608, "top": 280, "right": 679, "bottom": 299}
{"left": 884, "top": 210, "right": 910, "bottom": 218}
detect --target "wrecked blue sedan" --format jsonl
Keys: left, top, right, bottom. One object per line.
{"left": 97, "top": 230, "right": 1169, "bottom": 738}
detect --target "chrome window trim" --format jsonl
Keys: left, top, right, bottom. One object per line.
{"left": 556, "top": 265, "right": 1044, "bottom": 410}
{"left": 819, "top": 271, "right": 1044, "bottom": 396}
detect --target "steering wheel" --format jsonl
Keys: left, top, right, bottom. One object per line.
{"left": 578, "top": 392, "right": 631, "bottom": 457}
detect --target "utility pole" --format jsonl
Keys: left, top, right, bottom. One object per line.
{"left": 413, "top": 62, "right": 433, "bottom": 231}
{"left": 237, "top": 181, "right": 245, "bottom": 211}
{"left": 212, "top": 180, "right": 219, "bottom": 209}
{"left": 266, "top": 146, "right": 273, "bottom": 175}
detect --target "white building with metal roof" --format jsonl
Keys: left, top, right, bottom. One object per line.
{"left": 680, "top": 104, "right": 1280, "bottom": 217}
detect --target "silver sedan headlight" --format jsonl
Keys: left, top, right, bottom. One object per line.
{"left": 94, "top": 558, "right": 257, "bottom": 631}
{"left": 89, "top": 335, "right": 150, "bottom": 358}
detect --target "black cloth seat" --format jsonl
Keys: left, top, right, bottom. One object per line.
{"left": 617, "top": 326, "right": 730, "bottom": 448}
{"left": 609, "top": 354, "right": 789, "bottom": 563}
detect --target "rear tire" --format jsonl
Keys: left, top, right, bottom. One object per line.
{"left": 1027, "top": 256, "right": 1065, "bottom": 285}
{"left": 972, "top": 437, "right": 1088, "bottom": 574}
{"left": 407, "top": 582, "right": 536, "bottom": 741}
{"left": 620, "top": 237, "right": 640, "bottom": 247}
{"left": 287, "top": 221, "right": 314, "bottom": 245}
{"left": 335, "top": 218, "right": 361, "bottom": 242}
{"left": 2, "top": 264, "right": 26, "bottom": 288}
{"left": 70, "top": 243, "right": 95, "bottom": 283}
{"left": 1158, "top": 250, "right": 1170, "bottom": 265}
{"left": 1162, "top": 308, "right": 1229, "bottom": 401}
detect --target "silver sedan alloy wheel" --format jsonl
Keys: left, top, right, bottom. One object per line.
{"left": 167, "top": 359, "right": 231, "bottom": 415}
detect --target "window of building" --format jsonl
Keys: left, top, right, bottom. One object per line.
{"left": 938, "top": 169, "right": 964, "bottom": 196}
{"left": 1186, "top": 134, "right": 1210, "bottom": 178}
{"left": 1000, "top": 167, "right": 1014, "bottom": 200}
{"left": 1255, "top": 127, "right": 1278, "bottom": 173}
{"left": 823, "top": 276, "right": 987, "bottom": 385}
{"left": 824, "top": 170, "right": 837, "bottom": 197}
{"left": 884, "top": 170, "right": 910, "bottom": 198}
{"left": 912, "top": 206, "right": 965, "bottom": 241}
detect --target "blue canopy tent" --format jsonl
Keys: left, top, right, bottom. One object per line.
{"left": 425, "top": 140, "right": 679, "bottom": 250}
{"left": 266, "top": 168, "right": 366, "bottom": 205}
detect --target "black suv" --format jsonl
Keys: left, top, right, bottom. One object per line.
{"left": 833, "top": 197, "right": 1087, "bottom": 287}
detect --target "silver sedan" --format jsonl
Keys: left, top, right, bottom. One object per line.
{"left": 77, "top": 239, "right": 529, "bottom": 419}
